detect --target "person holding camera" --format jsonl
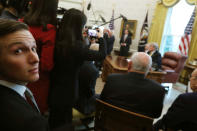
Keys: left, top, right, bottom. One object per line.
{"left": 48, "top": 8, "right": 107, "bottom": 129}
{"left": 103, "top": 28, "right": 115, "bottom": 55}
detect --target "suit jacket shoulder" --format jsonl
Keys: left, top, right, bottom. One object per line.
{"left": 0, "top": 85, "right": 49, "bottom": 131}
{"left": 100, "top": 72, "right": 165, "bottom": 118}
{"left": 154, "top": 92, "right": 197, "bottom": 131}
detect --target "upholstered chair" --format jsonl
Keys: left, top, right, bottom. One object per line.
{"left": 162, "top": 52, "right": 187, "bottom": 83}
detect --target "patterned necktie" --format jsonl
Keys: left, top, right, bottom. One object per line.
{"left": 24, "top": 88, "right": 40, "bottom": 113}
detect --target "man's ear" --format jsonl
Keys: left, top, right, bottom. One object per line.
{"left": 128, "top": 61, "right": 132, "bottom": 71}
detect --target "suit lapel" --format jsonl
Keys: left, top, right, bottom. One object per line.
{"left": 0, "top": 84, "right": 40, "bottom": 114}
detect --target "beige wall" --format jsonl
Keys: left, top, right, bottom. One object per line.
{"left": 59, "top": 0, "right": 159, "bottom": 51}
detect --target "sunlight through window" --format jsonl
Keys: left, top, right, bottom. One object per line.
{"left": 160, "top": 0, "right": 194, "bottom": 56}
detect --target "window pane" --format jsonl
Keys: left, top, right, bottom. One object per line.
{"left": 160, "top": 0, "right": 194, "bottom": 56}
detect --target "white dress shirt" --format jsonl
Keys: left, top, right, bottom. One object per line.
{"left": 0, "top": 80, "right": 40, "bottom": 112}
{"left": 124, "top": 34, "right": 128, "bottom": 42}
{"left": 0, "top": 80, "right": 26, "bottom": 98}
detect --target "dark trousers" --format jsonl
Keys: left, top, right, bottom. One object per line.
{"left": 120, "top": 46, "right": 129, "bottom": 56}
{"left": 48, "top": 106, "right": 72, "bottom": 130}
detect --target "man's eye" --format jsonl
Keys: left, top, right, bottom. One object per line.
{"left": 15, "top": 49, "right": 22, "bottom": 54}
{"left": 32, "top": 47, "right": 37, "bottom": 52}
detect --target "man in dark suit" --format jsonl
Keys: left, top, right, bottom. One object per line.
{"left": 119, "top": 29, "right": 132, "bottom": 56}
{"left": 103, "top": 29, "right": 115, "bottom": 55}
{"left": 0, "top": 19, "right": 49, "bottom": 131}
{"left": 100, "top": 52, "right": 165, "bottom": 118}
{"left": 154, "top": 68, "right": 197, "bottom": 131}
{"left": 75, "top": 61, "right": 99, "bottom": 115}
{"left": 147, "top": 43, "right": 161, "bottom": 71}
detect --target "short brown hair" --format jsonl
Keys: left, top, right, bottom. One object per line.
{"left": 0, "top": 18, "right": 28, "bottom": 38}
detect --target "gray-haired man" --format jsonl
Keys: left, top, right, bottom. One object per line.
{"left": 100, "top": 52, "right": 165, "bottom": 118}
{"left": 147, "top": 43, "right": 162, "bottom": 71}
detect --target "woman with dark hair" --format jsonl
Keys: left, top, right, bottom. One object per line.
{"left": 21, "top": 0, "right": 57, "bottom": 114}
{"left": 23, "top": 0, "right": 57, "bottom": 28}
{"left": 48, "top": 8, "right": 106, "bottom": 129}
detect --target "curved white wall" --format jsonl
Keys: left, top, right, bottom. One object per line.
{"left": 59, "top": 0, "right": 159, "bottom": 51}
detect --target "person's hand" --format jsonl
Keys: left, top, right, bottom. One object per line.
{"left": 121, "top": 43, "right": 126, "bottom": 46}
{"left": 97, "top": 32, "right": 102, "bottom": 38}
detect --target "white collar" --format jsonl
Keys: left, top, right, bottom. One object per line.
{"left": 150, "top": 50, "right": 156, "bottom": 55}
{"left": 0, "top": 80, "right": 26, "bottom": 97}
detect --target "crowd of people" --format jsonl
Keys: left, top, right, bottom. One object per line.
{"left": 0, "top": 0, "right": 196, "bottom": 131}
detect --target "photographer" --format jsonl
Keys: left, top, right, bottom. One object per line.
{"left": 48, "top": 8, "right": 106, "bottom": 129}
{"left": 103, "top": 28, "right": 115, "bottom": 55}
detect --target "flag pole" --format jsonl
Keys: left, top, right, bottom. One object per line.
{"left": 138, "top": 11, "right": 149, "bottom": 52}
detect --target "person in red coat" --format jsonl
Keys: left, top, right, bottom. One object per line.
{"left": 20, "top": 0, "right": 57, "bottom": 114}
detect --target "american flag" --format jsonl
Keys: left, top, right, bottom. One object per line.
{"left": 109, "top": 9, "right": 114, "bottom": 30}
{"left": 139, "top": 12, "right": 148, "bottom": 40}
{"left": 178, "top": 8, "right": 196, "bottom": 55}
{"left": 138, "top": 12, "right": 149, "bottom": 52}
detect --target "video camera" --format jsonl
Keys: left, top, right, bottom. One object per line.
{"left": 88, "top": 27, "right": 100, "bottom": 37}
{"left": 88, "top": 29, "right": 97, "bottom": 37}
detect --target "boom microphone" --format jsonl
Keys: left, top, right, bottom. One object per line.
{"left": 100, "top": 15, "right": 106, "bottom": 23}
{"left": 87, "top": 2, "right": 91, "bottom": 10}
{"left": 120, "top": 14, "right": 128, "bottom": 22}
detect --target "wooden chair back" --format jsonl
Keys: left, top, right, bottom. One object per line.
{"left": 95, "top": 99, "right": 154, "bottom": 131}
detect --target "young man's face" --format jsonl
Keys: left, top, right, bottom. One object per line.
{"left": 0, "top": 30, "right": 39, "bottom": 85}
{"left": 124, "top": 29, "right": 128, "bottom": 35}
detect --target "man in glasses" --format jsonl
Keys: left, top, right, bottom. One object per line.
{"left": 154, "top": 68, "right": 197, "bottom": 131}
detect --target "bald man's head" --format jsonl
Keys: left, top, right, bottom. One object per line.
{"left": 190, "top": 68, "right": 197, "bottom": 92}
{"left": 128, "top": 52, "right": 152, "bottom": 75}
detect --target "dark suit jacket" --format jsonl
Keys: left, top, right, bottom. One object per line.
{"left": 148, "top": 50, "right": 161, "bottom": 70}
{"left": 154, "top": 92, "right": 197, "bottom": 131}
{"left": 119, "top": 34, "right": 132, "bottom": 56}
{"left": 48, "top": 38, "right": 106, "bottom": 108}
{"left": 104, "top": 33, "right": 115, "bottom": 55}
{"left": 75, "top": 61, "right": 99, "bottom": 115}
{"left": 0, "top": 85, "right": 49, "bottom": 131}
{"left": 100, "top": 72, "right": 165, "bottom": 118}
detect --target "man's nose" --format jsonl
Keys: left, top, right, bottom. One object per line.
{"left": 29, "top": 51, "right": 39, "bottom": 64}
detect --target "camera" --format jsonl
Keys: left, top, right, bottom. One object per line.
{"left": 88, "top": 29, "right": 97, "bottom": 37}
{"left": 87, "top": 27, "right": 101, "bottom": 37}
